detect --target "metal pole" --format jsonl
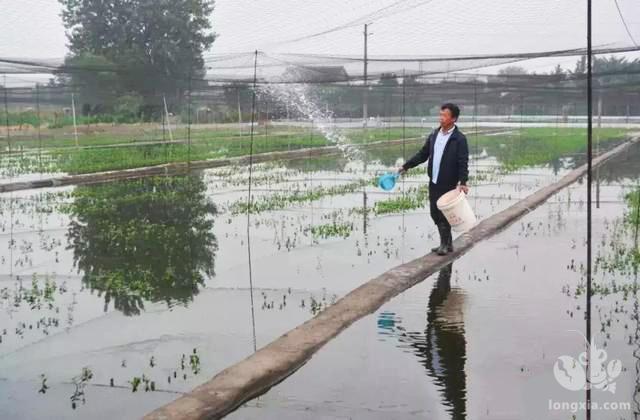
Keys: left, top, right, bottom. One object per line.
{"left": 71, "top": 92, "right": 79, "bottom": 148}
{"left": 36, "top": 84, "right": 41, "bottom": 169}
{"left": 237, "top": 87, "right": 242, "bottom": 138}
{"left": 474, "top": 79, "right": 478, "bottom": 211}
{"left": 596, "top": 94, "right": 601, "bottom": 208}
{"left": 363, "top": 23, "right": 368, "bottom": 127}
{"left": 387, "top": 85, "right": 392, "bottom": 141}
{"left": 162, "top": 96, "right": 167, "bottom": 163}
{"left": 286, "top": 103, "right": 291, "bottom": 151}
{"left": 247, "top": 50, "right": 259, "bottom": 352}
{"left": 187, "top": 74, "right": 192, "bottom": 167}
{"left": 4, "top": 75, "right": 10, "bottom": 152}
{"left": 265, "top": 99, "right": 269, "bottom": 151}
{"left": 586, "top": 0, "right": 593, "bottom": 417}
{"left": 401, "top": 69, "right": 406, "bottom": 263}
{"left": 402, "top": 69, "right": 406, "bottom": 160}
{"left": 163, "top": 95, "right": 173, "bottom": 142}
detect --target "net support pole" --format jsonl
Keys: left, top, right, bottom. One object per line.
{"left": 586, "top": 0, "right": 593, "bottom": 417}
{"left": 596, "top": 94, "right": 601, "bottom": 208}
{"left": 36, "top": 84, "right": 41, "bottom": 170}
{"left": 247, "top": 50, "right": 259, "bottom": 353}
{"left": 401, "top": 69, "right": 406, "bottom": 263}
{"left": 363, "top": 23, "right": 369, "bottom": 127}
{"left": 71, "top": 92, "right": 79, "bottom": 148}
{"left": 237, "top": 87, "right": 242, "bottom": 138}
{"left": 163, "top": 95, "right": 173, "bottom": 142}
{"left": 188, "top": 73, "right": 192, "bottom": 168}
{"left": 4, "top": 75, "right": 10, "bottom": 152}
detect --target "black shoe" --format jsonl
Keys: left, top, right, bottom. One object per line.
{"left": 435, "top": 243, "right": 449, "bottom": 256}
{"left": 431, "top": 223, "right": 447, "bottom": 253}
{"left": 444, "top": 225, "right": 453, "bottom": 252}
{"left": 434, "top": 224, "right": 453, "bottom": 255}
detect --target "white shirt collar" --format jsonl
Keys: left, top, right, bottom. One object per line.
{"left": 440, "top": 125, "right": 455, "bottom": 135}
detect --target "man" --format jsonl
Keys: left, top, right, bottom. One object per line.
{"left": 399, "top": 103, "right": 469, "bottom": 255}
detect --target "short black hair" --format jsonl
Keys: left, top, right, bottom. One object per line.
{"left": 441, "top": 103, "right": 460, "bottom": 120}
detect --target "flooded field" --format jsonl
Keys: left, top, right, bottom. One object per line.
{"left": 231, "top": 144, "right": 640, "bottom": 419}
{"left": 0, "top": 134, "right": 638, "bottom": 419}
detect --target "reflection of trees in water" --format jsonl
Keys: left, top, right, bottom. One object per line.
{"left": 65, "top": 176, "right": 218, "bottom": 316}
{"left": 378, "top": 263, "right": 467, "bottom": 419}
{"left": 595, "top": 142, "right": 640, "bottom": 183}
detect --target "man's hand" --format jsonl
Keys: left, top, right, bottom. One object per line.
{"left": 397, "top": 167, "right": 407, "bottom": 176}
{"left": 457, "top": 184, "right": 469, "bottom": 194}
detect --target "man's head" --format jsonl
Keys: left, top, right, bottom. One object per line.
{"left": 439, "top": 103, "right": 460, "bottom": 129}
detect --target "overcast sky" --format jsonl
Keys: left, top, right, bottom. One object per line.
{"left": 1, "top": 0, "right": 639, "bottom": 84}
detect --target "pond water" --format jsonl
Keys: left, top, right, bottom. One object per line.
{"left": 0, "top": 139, "right": 637, "bottom": 419}
{"left": 230, "top": 143, "right": 640, "bottom": 420}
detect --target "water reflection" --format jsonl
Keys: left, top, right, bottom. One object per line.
{"left": 596, "top": 141, "right": 640, "bottom": 182}
{"left": 65, "top": 175, "right": 218, "bottom": 315}
{"left": 378, "top": 263, "right": 467, "bottom": 419}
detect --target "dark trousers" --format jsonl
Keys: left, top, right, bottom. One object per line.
{"left": 429, "top": 182, "right": 452, "bottom": 228}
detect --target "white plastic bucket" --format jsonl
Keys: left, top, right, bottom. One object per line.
{"left": 436, "top": 189, "right": 477, "bottom": 232}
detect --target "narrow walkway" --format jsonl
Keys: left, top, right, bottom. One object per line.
{"left": 143, "top": 136, "right": 639, "bottom": 420}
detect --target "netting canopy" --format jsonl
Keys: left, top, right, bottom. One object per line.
{"left": 2, "top": 0, "right": 640, "bottom": 84}
{"left": 0, "top": 0, "right": 639, "bottom": 129}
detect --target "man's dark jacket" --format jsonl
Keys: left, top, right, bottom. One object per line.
{"left": 402, "top": 126, "right": 469, "bottom": 191}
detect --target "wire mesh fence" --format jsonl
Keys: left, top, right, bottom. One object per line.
{"left": 1, "top": 46, "right": 639, "bottom": 183}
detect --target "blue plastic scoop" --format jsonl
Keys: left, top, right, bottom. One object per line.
{"left": 378, "top": 172, "right": 399, "bottom": 191}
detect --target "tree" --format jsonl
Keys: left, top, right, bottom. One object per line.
{"left": 547, "top": 64, "right": 566, "bottom": 82}
{"left": 59, "top": 0, "right": 216, "bottom": 110}
{"left": 377, "top": 72, "right": 399, "bottom": 87}
{"left": 56, "top": 53, "right": 120, "bottom": 112}
{"left": 594, "top": 56, "right": 640, "bottom": 85}
{"left": 498, "top": 66, "right": 528, "bottom": 75}
{"left": 374, "top": 73, "right": 399, "bottom": 117}
{"left": 550, "top": 64, "right": 564, "bottom": 76}
{"left": 573, "top": 55, "right": 587, "bottom": 75}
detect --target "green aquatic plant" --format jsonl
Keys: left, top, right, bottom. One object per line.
{"left": 189, "top": 348, "right": 201, "bottom": 375}
{"left": 373, "top": 185, "right": 429, "bottom": 215}
{"left": 229, "top": 181, "right": 365, "bottom": 215}
{"left": 309, "top": 222, "right": 354, "bottom": 239}
{"left": 595, "top": 187, "right": 640, "bottom": 279}
{"left": 129, "top": 376, "right": 141, "bottom": 393}
{"left": 0, "top": 127, "right": 631, "bottom": 177}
